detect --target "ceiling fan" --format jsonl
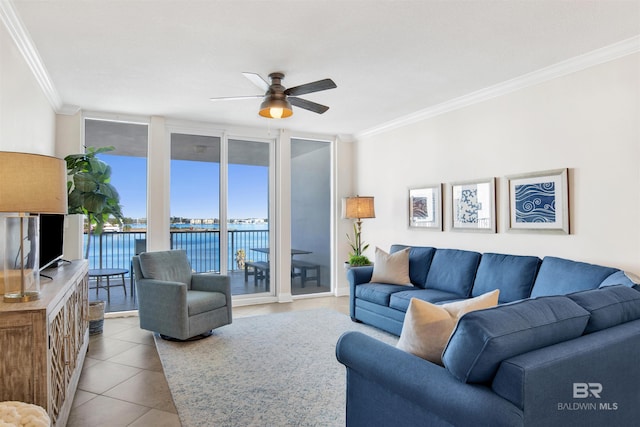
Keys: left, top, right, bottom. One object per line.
{"left": 210, "top": 72, "right": 337, "bottom": 119}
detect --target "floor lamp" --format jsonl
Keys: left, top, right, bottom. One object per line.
{"left": 342, "top": 196, "right": 376, "bottom": 256}
{"left": 0, "top": 152, "right": 67, "bottom": 302}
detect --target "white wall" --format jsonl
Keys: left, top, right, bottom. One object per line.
{"left": 0, "top": 20, "right": 57, "bottom": 264}
{"left": 0, "top": 22, "right": 55, "bottom": 154}
{"left": 354, "top": 54, "right": 640, "bottom": 274}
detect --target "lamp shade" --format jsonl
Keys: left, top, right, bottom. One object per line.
{"left": 0, "top": 152, "right": 67, "bottom": 214}
{"left": 259, "top": 96, "right": 293, "bottom": 119}
{"left": 343, "top": 196, "right": 375, "bottom": 220}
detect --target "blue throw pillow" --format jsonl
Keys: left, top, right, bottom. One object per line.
{"left": 442, "top": 296, "right": 590, "bottom": 384}
{"left": 568, "top": 285, "right": 640, "bottom": 333}
{"left": 599, "top": 270, "right": 640, "bottom": 288}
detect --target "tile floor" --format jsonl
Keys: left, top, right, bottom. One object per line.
{"left": 68, "top": 296, "right": 350, "bottom": 426}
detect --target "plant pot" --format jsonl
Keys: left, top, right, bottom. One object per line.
{"left": 344, "top": 261, "right": 373, "bottom": 269}
{"left": 89, "top": 300, "right": 105, "bottom": 335}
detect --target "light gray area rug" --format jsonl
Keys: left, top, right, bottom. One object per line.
{"left": 154, "top": 308, "right": 398, "bottom": 427}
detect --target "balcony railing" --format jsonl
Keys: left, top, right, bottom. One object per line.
{"left": 84, "top": 229, "right": 269, "bottom": 277}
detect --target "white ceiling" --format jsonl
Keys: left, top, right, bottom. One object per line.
{"left": 8, "top": 0, "right": 640, "bottom": 138}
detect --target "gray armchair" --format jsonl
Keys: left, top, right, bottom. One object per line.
{"left": 132, "top": 249, "right": 232, "bottom": 340}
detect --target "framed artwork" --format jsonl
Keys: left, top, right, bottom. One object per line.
{"left": 450, "top": 178, "right": 496, "bottom": 232}
{"left": 409, "top": 184, "right": 442, "bottom": 230}
{"left": 507, "top": 168, "right": 569, "bottom": 234}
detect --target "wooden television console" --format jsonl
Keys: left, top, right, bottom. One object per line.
{"left": 0, "top": 260, "right": 89, "bottom": 426}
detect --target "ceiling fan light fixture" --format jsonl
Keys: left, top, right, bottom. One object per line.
{"left": 259, "top": 97, "right": 293, "bottom": 119}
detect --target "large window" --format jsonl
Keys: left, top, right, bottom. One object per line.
{"left": 290, "top": 138, "right": 331, "bottom": 295}
{"left": 170, "top": 133, "right": 222, "bottom": 273}
{"left": 84, "top": 118, "right": 148, "bottom": 313}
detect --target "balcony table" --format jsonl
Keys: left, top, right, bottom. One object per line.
{"left": 89, "top": 268, "right": 128, "bottom": 303}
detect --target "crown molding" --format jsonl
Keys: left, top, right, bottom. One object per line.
{"left": 0, "top": 0, "right": 63, "bottom": 111}
{"left": 357, "top": 36, "right": 640, "bottom": 140}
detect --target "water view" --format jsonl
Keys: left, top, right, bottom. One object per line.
{"left": 85, "top": 223, "right": 269, "bottom": 276}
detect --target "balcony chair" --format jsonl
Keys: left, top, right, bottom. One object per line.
{"left": 132, "top": 249, "right": 232, "bottom": 340}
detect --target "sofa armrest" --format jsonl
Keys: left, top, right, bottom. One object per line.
{"left": 336, "top": 331, "right": 522, "bottom": 427}
{"left": 347, "top": 265, "right": 374, "bottom": 286}
{"left": 492, "top": 320, "right": 640, "bottom": 426}
{"left": 347, "top": 266, "right": 374, "bottom": 319}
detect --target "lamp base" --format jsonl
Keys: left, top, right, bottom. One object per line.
{"left": 3, "top": 291, "right": 40, "bottom": 303}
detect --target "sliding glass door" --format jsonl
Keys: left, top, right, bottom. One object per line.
{"left": 227, "top": 138, "right": 271, "bottom": 295}
{"left": 169, "top": 132, "right": 273, "bottom": 297}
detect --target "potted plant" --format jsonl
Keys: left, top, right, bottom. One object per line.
{"left": 66, "top": 146, "right": 124, "bottom": 334}
{"left": 345, "top": 223, "right": 372, "bottom": 268}
{"left": 65, "top": 146, "right": 124, "bottom": 260}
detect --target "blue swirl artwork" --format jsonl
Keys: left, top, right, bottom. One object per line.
{"left": 515, "top": 182, "right": 556, "bottom": 223}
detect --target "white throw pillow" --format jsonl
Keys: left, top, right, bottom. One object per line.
{"left": 396, "top": 289, "right": 500, "bottom": 364}
{"left": 370, "top": 247, "right": 411, "bottom": 285}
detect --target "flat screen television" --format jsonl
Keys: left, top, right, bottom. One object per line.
{"left": 39, "top": 213, "right": 65, "bottom": 270}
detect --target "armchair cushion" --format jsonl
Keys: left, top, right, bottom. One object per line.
{"left": 139, "top": 250, "right": 193, "bottom": 287}
{"left": 187, "top": 291, "right": 228, "bottom": 316}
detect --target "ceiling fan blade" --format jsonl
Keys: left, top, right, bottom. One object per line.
{"left": 289, "top": 97, "right": 330, "bottom": 114}
{"left": 242, "top": 72, "right": 270, "bottom": 92}
{"left": 209, "top": 95, "right": 263, "bottom": 102}
{"left": 285, "top": 79, "right": 337, "bottom": 97}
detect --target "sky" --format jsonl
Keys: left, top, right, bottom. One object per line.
{"left": 102, "top": 154, "right": 268, "bottom": 220}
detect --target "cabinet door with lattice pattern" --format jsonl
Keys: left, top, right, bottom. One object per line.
{"left": 48, "top": 298, "right": 67, "bottom": 424}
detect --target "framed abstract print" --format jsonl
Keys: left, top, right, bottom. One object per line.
{"left": 507, "top": 168, "right": 569, "bottom": 234}
{"left": 409, "top": 184, "right": 442, "bottom": 230}
{"left": 450, "top": 178, "right": 496, "bottom": 233}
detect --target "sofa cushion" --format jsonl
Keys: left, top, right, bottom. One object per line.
{"left": 370, "top": 247, "right": 411, "bottom": 285}
{"left": 442, "top": 296, "right": 590, "bottom": 384}
{"left": 599, "top": 270, "right": 640, "bottom": 288}
{"left": 355, "top": 283, "right": 408, "bottom": 306}
{"left": 472, "top": 253, "right": 541, "bottom": 303}
{"left": 139, "top": 250, "right": 193, "bottom": 287}
{"left": 389, "top": 288, "right": 465, "bottom": 312}
{"left": 530, "top": 256, "right": 618, "bottom": 297}
{"left": 424, "top": 249, "right": 481, "bottom": 297}
{"left": 390, "top": 245, "right": 436, "bottom": 288}
{"left": 568, "top": 285, "right": 640, "bottom": 333}
{"left": 396, "top": 290, "right": 500, "bottom": 364}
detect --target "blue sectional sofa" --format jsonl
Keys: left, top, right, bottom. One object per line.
{"left": 347, "top": 244, "right": 632, "bottom": 335}
{"left": 337, "top": 245, "right": 640, "bottom": 426}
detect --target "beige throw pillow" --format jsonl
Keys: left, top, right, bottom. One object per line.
{"left": 370, "top": 247, "right": 411, "bottom": 285}
{"left": 396, "top": 289, "right": 500, "bottom": 364}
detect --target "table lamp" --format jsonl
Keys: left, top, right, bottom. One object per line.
{"left": 0, "top": 152, "right": 67, "bottom": 302}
